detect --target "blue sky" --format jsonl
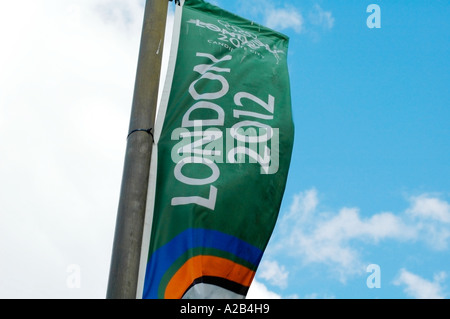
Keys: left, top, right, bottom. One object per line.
{"left": 0, "top": 0, "right": 448, "bottom": 299}
{"left": 215, "top": 0, "right": 450, "bottom": 299}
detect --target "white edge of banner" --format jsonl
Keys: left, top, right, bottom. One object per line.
{"left": 135, "top": 0, "right": 185, "bottom": 299}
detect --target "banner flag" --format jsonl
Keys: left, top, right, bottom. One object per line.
{"left": 137, "top": 0, "right": 294, "bottom": 299}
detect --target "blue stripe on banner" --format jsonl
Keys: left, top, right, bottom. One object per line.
{"left": 142, "top": 228, "right": 263, "bottom": 299}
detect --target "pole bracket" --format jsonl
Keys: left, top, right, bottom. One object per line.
{"left": 127, "top": 128, "right": 154, "bottom": 142}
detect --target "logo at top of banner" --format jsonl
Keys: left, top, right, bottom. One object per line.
{"left": 187, "top": 18, "right": 286, "bottom": 63}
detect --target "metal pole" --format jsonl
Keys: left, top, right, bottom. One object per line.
{"left": 107, "top": 0, "right": 169, "bottom": 299}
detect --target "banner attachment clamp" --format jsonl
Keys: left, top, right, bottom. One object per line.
{"left": 127, "top": 128, "right": 154, "bottom": 142}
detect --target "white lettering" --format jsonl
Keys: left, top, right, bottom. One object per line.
{"left": 189, "top": 72, "right": 229, "bottom": 100}
{"left": 172, "top": 186, "right": 218, "bottom": 211}
{"left": 182, "top": 102, "right": 225, "bottom": 127}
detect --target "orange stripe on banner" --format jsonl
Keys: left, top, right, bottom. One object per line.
{"left": 164, "top": 255, "right": 255, "bottom": 299}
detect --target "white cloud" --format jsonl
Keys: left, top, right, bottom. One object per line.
{"left": 237, "top": 1, "right": 304, "bottom": 34}
{"left": 265, "top": 7, "right": 304, "bottom": 34}
{"left": 0, "top": 0, "right": 174, "bottom": 298}
{"left": 271, "top": 189, "right": 450, "bottom": 284}
{"left": 313, "top": 208, "right": 416, "bottom": 244}
{"left": 247, "top": 279, "right": 281, "bottom": 299}
{"left": 407, "top": 194, "right": 450, "bottom": 223}
{"left": 277, "top": 189, "right": 416, "bottom": 281}
{"left": 237, "top": 1, "right": 334, "bottom": 36}
{"left": 303, "top": 292, "right": 335, "bottom": 299}
{"left": 394, "top": 269, "right": 447, "bottom": 299}
{"left": 257, "top": 260, "right": 289, "bottom": 289}
{"left": 309, "top": 4, "right": 335, "bottom": 30}
{"left": 407, "top": 194, "right": 450, "bottom": 250}
{"left": 264, "top": 3, "right": 335, "bottom": 34}
{"left": 284, "top": 187, "right": 318, "bottom": 223}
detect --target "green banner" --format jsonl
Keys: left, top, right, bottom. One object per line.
{"left": 139, "top": 0, "right": 294, "bottom": 299}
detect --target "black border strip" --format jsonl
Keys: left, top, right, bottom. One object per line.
{"left": 182, "top": 276, "right": 249, "bottom": 298}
